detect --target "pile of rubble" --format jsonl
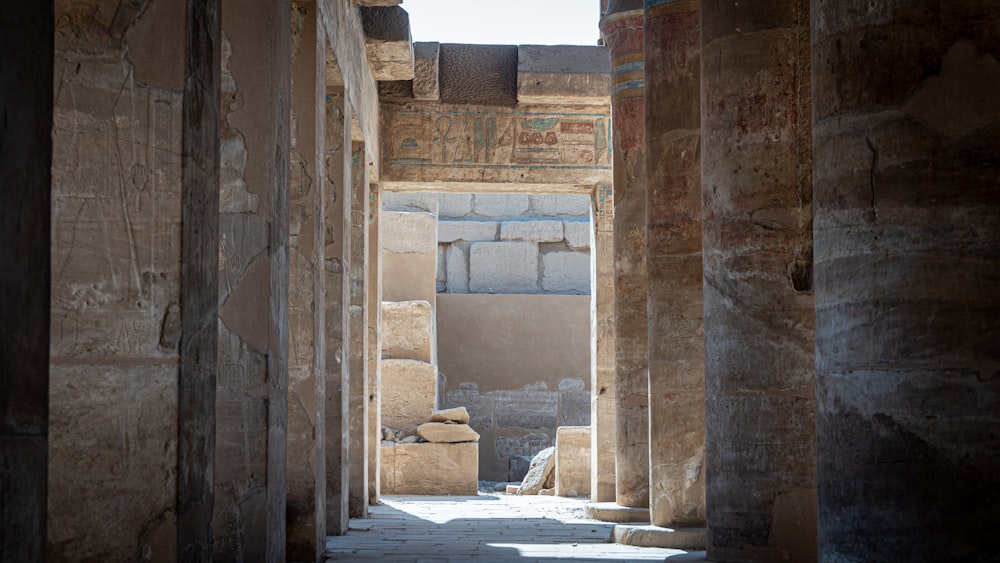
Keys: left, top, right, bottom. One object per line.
{"left": 382, "top": 406, "right": 480, "bottom": 445}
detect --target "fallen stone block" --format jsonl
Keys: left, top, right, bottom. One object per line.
{"left": 428, "top": 406, "right": 470, "bottom": 424}
{"left": 417, "top": 422, "right": 480, "bottom": 443}
{"left": 517, "top": 446, "right": 555, "bottom": 495}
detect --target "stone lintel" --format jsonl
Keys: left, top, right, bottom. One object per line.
{"left": 381, "top": 102, "right": 611, "bottom": 187}
{"left": 517, "top": 45, "right": 611, "bottom": 106}
{"left": 360, "top": 6, "right": 414, "bottom": 81}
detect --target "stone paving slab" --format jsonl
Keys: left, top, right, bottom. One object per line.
{"left": 325, "top": 494, "right": 702, "bottom": 562}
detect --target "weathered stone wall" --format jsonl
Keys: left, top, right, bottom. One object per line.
{"left": 48, "top": 1, "right": 186, "bottom": 558}
{"left": 436, "top": 294, "right": 591, "bottom": 481}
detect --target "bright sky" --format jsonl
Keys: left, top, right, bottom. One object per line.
{"left": 402, "top": 0, "right": 601, "bottom": 46}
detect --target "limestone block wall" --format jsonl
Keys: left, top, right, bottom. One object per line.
{"left": 383, "top": 192, "right": 591, "bottom": 295}
{"left": 436, "top": 294, "right": 591, "bottom": 481}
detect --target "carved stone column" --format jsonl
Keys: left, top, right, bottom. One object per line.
{"left": 600, "top": 0, "right": 649, "bottom": 509}
{"left": 812, "top": 2, "right": 1000, "bottom": 561}
{"left": 644, "top": 0, "right": 705, "bottom": 529}
{"left": 700, "top": 0, "right": 816, "bottom": 560}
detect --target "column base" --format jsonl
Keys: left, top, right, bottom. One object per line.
{"left": 612, "top": 524, "right": 706, "bottom": 550}
{"left": 584, "top": 501, "right": 650, "bottom": 522}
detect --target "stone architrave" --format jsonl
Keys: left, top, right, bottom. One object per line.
{"left": 701, "top": 0, "right": 816, "bottom": 560}
{"left": 644, "top": 0, "right": 706, "bottom": 529}
{"left": 601, "top": 0, "right": 650, "bottom": 510}
{"left": 812, "top": 2, "right": 1000, "bottom": 561}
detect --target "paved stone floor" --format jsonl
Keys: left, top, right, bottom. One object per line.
{"left": 324, "top": 494, "right": 708, "bottom": 562}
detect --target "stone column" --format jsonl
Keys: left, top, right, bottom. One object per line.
{"left": 600, "top": 0, "right": 650, "bottom": 509}
{"left": 644, "top": 0, "right": 705, "bottom": 529}
{"left": 215, "top": 1, "right": 290, "bottom": 559}
{"left": 178, "top": 0, "right": 221, "bottom": 559}
{"left": 700, "top": 0, "right": 816, "bottom": 560}
{"left": 286, "top": 1, "right": 326, "bottom": 559}
{"left": 367, "top": 185, "right": 383, "bottom": 506}
{"left": 812, "top": 3, "right": 1000, "bottom": 561}
{"left": 348, "top": 142, "right": 370, "bottom": 518}
{"left": 324, "top": 89, "right": 352, "bottom": 535}
{"left": 590, "top": 184, "right": 616, "bottom": 503}
{"left": 48, "top": 0, "right": 188, "bottom": 558}
{"left": 0, "top": 3, "right": 52, "bottom": 561}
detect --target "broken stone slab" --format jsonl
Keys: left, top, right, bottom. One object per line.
{"left": 517, "top": 446, "right": 556, "bottom": 495}
{"left": 382, "top": 425, "right": 402, "bottom": 442}
{"left": 416, "top": 422, "right": 480, "bottom": 443}
{"left": 427, "top": 406, "right": 470, "bottom": 424}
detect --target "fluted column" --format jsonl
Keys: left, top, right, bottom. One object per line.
{"left": 812, "top": 2, "right": 1000, "bottom": 561}
{"left": 700, "top": 0, "right": 816, "bottom": 560}
{"left": 644, "top": 0, "right": 705, "bottom": 529}
{"left": 600, "top": 0, "right": 649, "bottom": 509}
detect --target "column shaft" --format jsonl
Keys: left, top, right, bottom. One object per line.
{"left": 178, "top": 0, "right": 221, "bottom": 559}
{"left": 812, "top": 2, "right": 1000, "bottom": 561}
{"left": 286, "top": 1, "right": 327, "bottom": 559}
{"left": 591, "top": 185, "right": 617, "bottom": 502}
{"left": 601, "top": 0, "right": 650, "bottom": 509}
{"left": 215, "top": 1, "right": 291, "bottom": 559}
{"left": 367, "top": 186, "right": 383, "bottom": 506}
{"left": 0, "top": 2, "right": 53, "bottom": 561}
{"left": 700, "top": 0, "right": 816, "bottom": 560}
{"left": 347, "top": 143, "right": 370, "bottom": 518}
{"left": 644, "top": 0, "right": 705, "bottom": 528}
{"left": 323, "top": 89, "right": 351, "bottom": 535}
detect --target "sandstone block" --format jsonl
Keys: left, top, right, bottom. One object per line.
{"left": 469, "top": 242, "right": 538, "bottom": 294}
{"left": 437, "top": 220, "right": 498, "bottom": 243}
{"left": 382, "top": 191, "right": 439, "bottom": 214}
{"left": 416, "top": 422, "right": 480, "bottom": 443}
{"left": 445, "top": 243, "right": 470, "bottom": 293}
{"left": 381, "top": 300, "right": 435, "bottom": 363}
{"left": 500, "top": 220, "right": 564, "bottom": 243}
{"left": 530, "top": 194, "right": 591, "bottom": 217}
{"left": 517, "top": 46, "right": 611, "bottom": 106}
{"left": 555, "top": 426, "right": 591, "bottom": 498}
{"left": 412, "top": 41, "right": 440, "bottom": 100}
{"left": 380, "top": 442, "right": 479, "bottom": 496}
{"left": 542, "top": 251, "right": 590, "bottom": 294}
{"left": 381, "top": 359, "right": 437, "bottom": 434}
{"left": 428, "top": 406, "right": 470, "bottom": 424}
{"left": 437, "top": 193, "right": 473, "bottom": 217}
{"left": 381, "top": 211, "right": 437, "bottom": 254}
{"left": 473, "top": 194, "right": 529, "bottom": 217}
{"left": 563, "top": 220, "right": 591, "bottom": 250}
{"left": 517, "top": 446, "right": 556, "bottom": 495}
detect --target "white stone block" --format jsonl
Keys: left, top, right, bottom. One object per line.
{"left": 530, "top": 194, "right": 591, "bottom": 217}
{"left": 469, "top": 241, "right": 539, "bottom": 294}
{"left": 473, "top": 194, "right": 529, "bottom": 217}
{"left": 381, "top": 211, "right": 437, "bottom": 254}
{"left": 542, "top": 251, "right": 590, "bottom": 294}
{"left": 446, "top": 243, "right": 470, "bottom": 293}
{"left": 438, "top": 219, "right": 498, "bottom": 243}
{"left": 437, "top": 193, "right": 473, "bottom": 217}
{"left": 500, "top": 220, "right": 564, "bottom": 243}
{"left": 382, "top": 191, "right": 439, "bottom": 214}
{"left": 563, "top": 220, "right": 591, "bottom": 250}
